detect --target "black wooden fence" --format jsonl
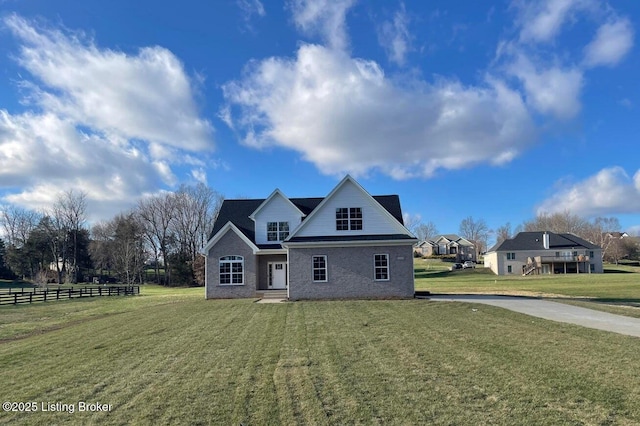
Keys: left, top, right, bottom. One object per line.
{"left": 0, "top": 286, "right": 140, "bottom": 306}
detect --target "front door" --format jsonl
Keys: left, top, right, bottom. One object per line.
{"left": 269, "top": 262, "right": 287, "bottom": 289}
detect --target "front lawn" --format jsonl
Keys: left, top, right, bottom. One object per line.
{"left": 415, "top": 258, "right": 640, "bottom": 302}
{"left": 1, "top": 288, "right": 639, "bottom": 424}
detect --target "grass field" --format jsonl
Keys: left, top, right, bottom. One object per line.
{"left": 1, "top": 286, "right": 640, "bottom": 425}
{"left": 415, "top": 258, "right": 640, "bottom": 302}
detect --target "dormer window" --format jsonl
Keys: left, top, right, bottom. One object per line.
{"left": 336, "top": 207, "right": 363, "bottom": 231}
{"left": 267, "top": 222, "right": 289, "bottom": 241}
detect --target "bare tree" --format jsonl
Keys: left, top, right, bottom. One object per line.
{"left": 172, "top": 184, "right": 223, "bottom": 285}
{"left": 402, "top": 213, "right": 422, "bottom": 236}
{"left": 112, "top": 213, "right": 147, "bottom": 284}
{"left": 582, "top": 217, "right": 621, "bottom": 260}
{"left": 0, "top": 206, "right": 41, "bottom": 278}
{"left": 459, "top": 216, "right": 491, "bottom": 257}
{"left": 90, "top": 221, "right": 115, "bottom": 277}
{"left": 495, "top": 222, "right": 512, "bottom": 245}
{"left": 56, "top": 190, "right": 87, "bottom": 283}
{"left": 137, "top": 192, "right": 177, "bottom": 285}
{"left": 523, "top": 211, "right": 588, "bottom": 235}
{"left": 0, "top": 205, "right": 40, "bottom": 248}
{"left": 415, "top": 221, "right": 438, "bottom": 241}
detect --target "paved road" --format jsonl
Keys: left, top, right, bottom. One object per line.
{"left": 429, "top": 295, "right": 640, "bottom": 338}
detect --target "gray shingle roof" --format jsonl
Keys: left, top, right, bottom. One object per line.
{"left": 209, "top": 195, "right": 404, "bottom": 243}
{"left": 488, "top": 231, "right": 600, "bottom": 252}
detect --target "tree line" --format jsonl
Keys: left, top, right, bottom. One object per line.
{"left": 405, "top": 211, "right": 638, "bottom": 263}
{"left": 0, "top": 184, "right": 223, "bottom": 286}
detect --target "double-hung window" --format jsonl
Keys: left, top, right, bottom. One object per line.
{"left": 335, "top": 207, "right": 363, "bottom": 230}
{"left": 312, "top": 256, "right": 327, "bottom": 282}
{"left": 374, "top": 254, "right": 389, "bottom": 281}
{"left": 267, "top": 222, "right": 290, "bottom": 241}
{"left": 220, "top": 256, "right": 244, "bottom": 285}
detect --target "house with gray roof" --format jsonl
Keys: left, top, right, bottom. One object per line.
{"left": 202, "top": 176, "right": 417, "bottom": 300}
{"left": 414, "top": 234, "right": 476, "bottom": 262}
{"left": 484, "top": 231, "right": 603, "bottom": 275}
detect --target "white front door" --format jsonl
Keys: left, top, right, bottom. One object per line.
{"left": 269, "top": 262, "right": 287, "bottom": 289}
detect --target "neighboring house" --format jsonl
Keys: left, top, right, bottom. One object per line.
{"left": 484, "top": 231, "right": 603, "bottom": 275}
{"left": 605, "top": 232, "right": 630, "bottom": 239}
{"left": 202, "top": 176, "right": 418, "bottom": 300}
{"left": 414, "top": 234, "right": 476, "bottom": 262}
{"left": 414, "top": 240, "right": 435, "bottom": 257}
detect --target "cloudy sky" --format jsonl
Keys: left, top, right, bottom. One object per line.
{"left": 1, "top": 0, "right": 639, "bottom": 238}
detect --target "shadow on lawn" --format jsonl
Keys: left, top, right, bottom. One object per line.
{"left": 591, "top": 298, "right": 640, "bottom": 306}
{"left": 414, "top": 270, "right": 451, "bottom": 279}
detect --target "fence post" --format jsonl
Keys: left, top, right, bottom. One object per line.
{"left": 29, "top": 293, "right": 32, "bottom": 304}
{"left": 57, "top": 288, "right": 60, "bottom": 300}
{"left": 44, "top": 291, "right": 47, "bottom": 302}
{"left": 69, "top": 288, "right": 72, "bottom": 299}
{"left": 14, "top": 293, "right": 17, "bottom": 305}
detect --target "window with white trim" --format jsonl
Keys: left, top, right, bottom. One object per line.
{"left": 374, "top": 254, "right": 389, "bottom": 281}
{"left": 336, "top": 207, "right": 363, "bottom": 231}
{"left": 219, "top": 256, "right": 244, "bottom": 285}
{"left": 267, "top": 221, "right": 289, "bottom": 241}
{"left": 506, "top": 252, "right": 516, "bottom": 260}
{"left": 312, "top": 256, "right": 327, "bottom": 282}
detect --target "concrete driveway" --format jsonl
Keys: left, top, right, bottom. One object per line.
{"left": 429, "top": 295, "right": 640, "bottom": 338}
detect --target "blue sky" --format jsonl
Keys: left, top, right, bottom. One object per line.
{"left": 1, "top": 0, "right": 639, "bottom": 241}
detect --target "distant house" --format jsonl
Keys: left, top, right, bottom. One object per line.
{"left": 484, "top": 231, "right": 603, "bottom": 275}
{"left": 202, "top": 176, "right": 417, "bottom": 300}
{"left": 414, "top": 234, "right": 476, "bottom": 262}
{"left": 605, "top": 232, "right": 630, "bottom": 239}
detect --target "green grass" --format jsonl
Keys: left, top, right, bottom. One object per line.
{"left": 0, "top": 285, "right": 200, "bottom": 341}
{"left": 1, "top": 289, "right": 640, "bottom": 424}
{"left": 415, "top": 258, "right": 640, "bottom": 302}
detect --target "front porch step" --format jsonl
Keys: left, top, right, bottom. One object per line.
{"left": 256, "top": 290, "right": 288, "bottom": 299}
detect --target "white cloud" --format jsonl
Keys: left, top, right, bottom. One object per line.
{"left": 378, "top": 3, "right": 412, "bottom": 66}
{"left": 517, "top": 0, "right": 594, "bottom": 43}
{"left": 0, "top": 15, "right": 215, "bottom": 221}
{"left": 237, "top": 0, "right": 266, "bottom": 30}
{"left": 0, "top": 111, "right": 170, "bottom": 221}
{"left": 4, "top": 14, "right": 214, "bottom": 151}
{"left": 501, "top": 0, "right": 633, "bottom": 121}
{"left": 289, "top": 0, "right": 356, "bottom": 51}
{"left": 223, "top": 44, "right": 536, "bottom": 179}
{"left": 191, "top": 168, "right": 207, "bottom": 184}
{"left": 508, "top": 55, "right": 583, "bottom": 119}
{"left": 537, "top": 167, "right": 640, "bottom": 217}
{"left": 237, "top": 0, "right": 266, "bottom": 18}
{"left": 584, "top": 18, "right": 634, "bottom": 67}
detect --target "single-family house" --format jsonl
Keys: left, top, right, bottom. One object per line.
{"left": 202, "top": 176, "right": 418, "bottom": 300}
{"left": 414, "top": 234, "right": 476, "bottom": 262}
{"left": 484, "top": 231, "right": 603, "bottom": 275}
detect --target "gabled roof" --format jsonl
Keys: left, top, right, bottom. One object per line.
{"left": 432, "top": 234, "right": 474, "bottom": 247}
{"left": 202, "top": 221, "right": 259, "bottom": 254}
{"left": 417, "top": 240, "right": 436, "bottom": 247}
{"left": 488, "top": 231, "right": 601, "bottom": 252}
{"left": 286, "top": 175, "right": 413, "bottom": 240}
{"left": 248, "top": 189, "right": 305, "bottom": 220}
{"left": 208, "top": 186, "right": 406, "bottom": 246}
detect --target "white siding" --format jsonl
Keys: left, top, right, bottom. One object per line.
{"left": 294, "top": 180, "right": 404, "bottom": 237}
{"left": 254, "top": 194, "right": 303, "bottom": 245}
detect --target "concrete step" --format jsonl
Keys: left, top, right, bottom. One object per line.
{"left": 257, "top": 290, "right": 288, "bottom": 299}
